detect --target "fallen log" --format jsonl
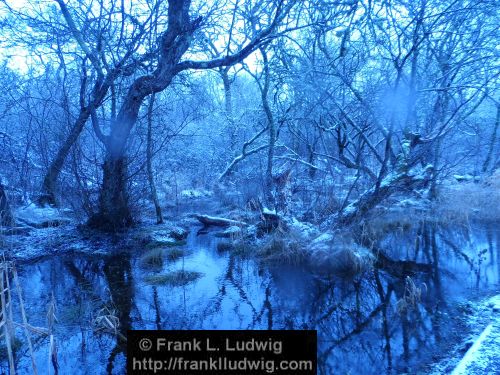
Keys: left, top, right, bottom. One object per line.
{"left": 322, "top": 164, "right": 434, "bottom": 228}
{"left": 194, "top": 214, "right": 246, "bottom": 227}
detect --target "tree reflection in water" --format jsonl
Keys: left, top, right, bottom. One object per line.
{"left": 8, "top": 221, "right": 499, "bottom": 374}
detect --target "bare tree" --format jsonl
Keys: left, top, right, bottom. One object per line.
{"left": 37, "top": 0, "right": 159, "bottom": 206}
{"left": 82, "top": 0, "right": 294, "bottom": 229}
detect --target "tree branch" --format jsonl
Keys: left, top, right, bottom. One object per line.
{"left": 176, "top": 0, "right": 289, "bottom": 71}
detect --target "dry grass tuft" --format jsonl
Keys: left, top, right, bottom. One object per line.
{"left": 92, "top": 306, "right": 120, "bottom": 335}
{"left": 139, "top": 248, "right": 164, "bottom": 269}
{"left": 139, "top": 248, "right": 185, "bottom": 269}
{"left": 396, "top": 276, "right": 425, "bottom": 314}
{"left": 0, "top": 261, "right": 42, "bottom": 373}
{"left": 310, "top": 241, "right": 375, "bottom": 276}
{"left": 144, "top": 270, "right": 203, "bottom": 286}
{"left": 257, "top": 232, "right": 307, "bottom": 265}
{"left": 437, "top": 175, "right": 500, "bottom": 222}
{"left": 361, "top": 211, "right": 420, "bottom": 241}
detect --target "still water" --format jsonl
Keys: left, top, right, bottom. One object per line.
{"left": 4, "top": 221, "right": 499, "bottom": 374}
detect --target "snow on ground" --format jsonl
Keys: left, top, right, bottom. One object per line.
{"left": 214, "top": 225, "right": 243, "bottom": 238}
{"left": 287, "top": 217, "right": 320, "bottom": 241}
{"left": 453, "top": 174, "right": 480, "bottom": 183}
{"left": 430, "top": 294, "right": 500, "bottom": 375}
{"left": 451, "top": 295, "right": 500, "bottom": 375}
{"left": 14, "top": 204, "right": 72, "bottom": 228}
{"left": 262, "top": 207, "right": 277, "bottom": 215}
{"left": 180, "top": 189, "right": 213, "bottom": 198}
{"left": 4, "top": 225, "right": 108, "bottom": 261}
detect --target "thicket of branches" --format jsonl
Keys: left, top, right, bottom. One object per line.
{"left": 0, "top": 0, "right": 498, "bottom": 229}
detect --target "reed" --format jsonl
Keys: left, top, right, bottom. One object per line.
{"left": 0, "top": 258, "right": 52, "bottom": 374}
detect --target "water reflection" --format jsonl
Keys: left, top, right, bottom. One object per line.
{"left": 103, "top": 253, "right": 132, "bottom": 373}
{"left": 5, "top": 221, "right": 499, "bottom": 374}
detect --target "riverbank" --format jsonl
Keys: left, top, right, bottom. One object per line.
{"left": 428, "top": 294, "right": 500, "bottom": 374}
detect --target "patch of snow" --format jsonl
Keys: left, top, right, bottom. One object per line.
{"left": 245, "top": 225, "right": 257, "bottom": 238}
{"left": 180, "top": 189, "right": 213, "bottom": 198}
{"left": 451, "top": 320, "right": 499, "bottom": 375}
{"left": 262, "top": 208, "right": 277, "bottom": 215}
{"left": 224, "top": 226, "right": 242, "bottom": 234}
{"left": 148, "top": 226, "right": 188, "bottom": 243}
{"left": 380, "top": 172, "right": 398, "bottom": 187}
{"left": 312, "top": 232, "right": 334, "bottom": 245}
{"left": 488, "top": 297, "right": 500, "bottom": 312}
{"left": 397, "top": 198, "right": 425, "bottom": 208}
{"left": 342, "top": 204, "right": 357, "bottom": 215}
{"left": 151, "top": 234, "right": 179, "bottom": 245}
{"left": 215, "top": 226, "right": 243, "bottom": 238}
{"left": 287, "top": 218, "right": 320, "bottom": 241}
{"left": 14, "top": 204, "right": 72, "bottom": 228}
{"left": 452, "top": 173, "right": 481, "bottom": 183}
{"left": 454, "top": 174, "right": 473, "bottom": 182}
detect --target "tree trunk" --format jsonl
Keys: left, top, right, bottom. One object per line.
{"left": 194, "top": 214, "right": 246, "bottom": 227}
{"left": 87, "top": 0, "right": 285, "bottom": 230}
{"left": 260, "top": 48, "right": 276, "bottom": 207}
{"left": 428, "top": 137, "right": 441, "bottom": 199}
{"left": 89, "top": 105, "right": 137, "bottom": 230}
{"left": 38, "top": 108, "right": 91, "bottom": 207}
{"left": 89, "top": 73, "right": 175, "bottom": 230}
{"left": 274, "top": 168, "right": 292, "bottom": 214}
{"left": 220, "top": 68, "right": 237, "bottom": 151}
{"left": 0, "top": 181, "right": 15, "bottom": 227}
{"left": 88, "top": 156, "right": 133, "bottom": 230}
{"left": 482, "top": 104, "right": 499, "bottom": 173}
{"left": 88, "top": 1, "right": 196, "bottom": 230}
{"left": 146, "top": 94, "right": 164, "bottom": 224}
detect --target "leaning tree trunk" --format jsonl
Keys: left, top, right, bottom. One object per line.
{"left": 322, "top": 131, "right": 438, "bottom": 228}
{"left": 322, "top": 165, "right": 434, "bottom": 228}
{"left": 38, "top": 109, "right": 91, "bottom": 207}
{"left": 0, "top": 181, "right": 15, "bottom": 227}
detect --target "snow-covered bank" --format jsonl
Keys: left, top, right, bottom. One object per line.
{"left": 1, "top": 220, "right": 191, "bottom": 263}
{"left": 451, "top": 295, "right": 500, "bottom": 375}
{"left": 429, "top": 294, "right": 500, "bottom": 374}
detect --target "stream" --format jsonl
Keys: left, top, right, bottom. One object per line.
{"left": 3, "top": 220, "right": 499, "bottom": 374}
